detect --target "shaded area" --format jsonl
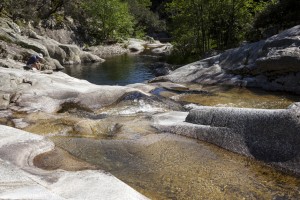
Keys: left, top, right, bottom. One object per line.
{"left": 63, "top": 54, "right": 158, "bottom": 85}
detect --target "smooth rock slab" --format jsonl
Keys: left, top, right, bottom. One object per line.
{"left": 0, "top": 125, "right": 149, "bottom": 200}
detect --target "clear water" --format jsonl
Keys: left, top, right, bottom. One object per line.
{"left": 17, "top": 55, "right": 300, "bottom": 199}
{"left": 63, "top": 54, "right": 158, "bottom": 85}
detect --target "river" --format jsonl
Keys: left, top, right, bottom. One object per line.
{"left": 31, "top": 54, "right": 300, "bottom": 199}
{"left": 64, "top": 54, "right": 158, "bottom": 85}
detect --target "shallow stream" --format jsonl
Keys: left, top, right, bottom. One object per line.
{"left": 26, "top": 84, "right": 300, "bottom": 199}
{"left": 8, "top": 54, "right": 300, "bottom": 199}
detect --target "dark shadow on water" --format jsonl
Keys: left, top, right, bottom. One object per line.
{"left": 64, "top": 54, "right": 158, "bottom": 86}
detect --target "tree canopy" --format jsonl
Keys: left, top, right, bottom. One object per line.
{"left": 0, "top": 0, "right": 299, "bottom": 61}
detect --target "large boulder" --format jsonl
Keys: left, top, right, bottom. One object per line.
{"left": 152, "top": 25, "right": 300, "bottom": 94}
{"left": 0, "top": 17, "right": 104, "bottom": 68}
{"left": 153, "top": 103, "right": 300, "bottom": 175}
{"left": 0, "top": 58, "right": 24, "bottom": 69}
{"left": 86, "top": 44, "right": 128, "bottom": 57}
{"left": 0, "top": 67, "right": 149, "bottom": 113}
{"left": 126, "top": 38, "right": 146, "bottom": 53}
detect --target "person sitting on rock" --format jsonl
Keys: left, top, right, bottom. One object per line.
{"left": 25, "top": 53, "right": 44, "bottom": 70}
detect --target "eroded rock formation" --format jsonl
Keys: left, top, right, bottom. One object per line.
{"left": 153, "top": 103, "right": 300, "bottom": 175}
{"left": 151, "top": 25, "right": 300, "bottom": 94}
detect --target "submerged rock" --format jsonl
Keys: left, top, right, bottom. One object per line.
{"left": 0, "top": 125, "right": 149, "bottom": 200}
{"left": 149, "top": 62, "right": 173, "bottom": 76}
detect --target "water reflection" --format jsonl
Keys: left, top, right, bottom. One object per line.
{"left": 64, "top": 54, "right": 157, "bottom": 85}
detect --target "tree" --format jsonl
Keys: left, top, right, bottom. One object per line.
{"left": 82, "top": 0, "right": 134, "bottom": 43}
{"left": 250, "top": 0, "right": 300, "bottom": 40}
{"left": 125, "top": 0, "right": 166, "bottom": 37}
{"left": 166, "top": 0, "right": 271, "bottom": 63}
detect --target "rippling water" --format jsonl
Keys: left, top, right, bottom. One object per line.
{"left": 63, "top": 54, "right": 157, "bottom": 85}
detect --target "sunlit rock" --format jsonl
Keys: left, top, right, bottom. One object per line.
{"left": 0, "top": 125, "right": 149, "bottom": 200}
{"left": 151, "top": 25, "right": 300, "bottom": 94}
{"left": 153, "top": 104, "right": 300, "bottom": 175}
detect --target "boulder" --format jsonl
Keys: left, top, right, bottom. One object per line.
{"left": 43, "top": 57, "right": 64, "bottom": 70}
{"left": 58, "top": 44, "right": 81, "bottom": 64}
{"left": 153, "top": 104, "right": 300, "bottom": 175}
{"left": 0, "top": 58, "right": 24, "bottom": 69}
{"left": 152, "top": 25, "right": 300, "bottom": 94}
{"left": 0, "top": 17, "right": 104, "bottom": 68}
{"left": 80, "top": 51, "right": 105, "bottom": 63}
{"left": 126, "top": 38, "right": 146, "bottom": 53}
{"left": 86, "top": 44, "right": 128, "bottom": 58}
{"left": 0, "top": 93, "right": 10, "bottom": 110}
{"left": 148, "top": 62, "right": 173, "bottom": 76}
{"left": 0, "top": 67, "right": 149, "bottom": 113}
{"left": 151, "top": 43, "right": 173, "bottom": 56}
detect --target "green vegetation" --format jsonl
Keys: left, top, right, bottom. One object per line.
{"left": 250, "top": 0, "right": 300, "bottom": 41}
{"left": 125, "top": 0, "right": 166, "bottom": 37}
{"left": 0, "top": 0, "right": 165, "bottom": 44}
{"left": 165, "top": 0, "right": 299, "bottom": 63}
{"left": 0, "top": 0, "right": 299, "bottom": 62}
{"left": 166, "top": 0, "right": 273, "bottom": 63}
{"left": 82, "top": 0, "right": 134, "bottom": 42}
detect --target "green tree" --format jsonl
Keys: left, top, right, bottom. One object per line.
{"left": 125, "top": 0, "right": 166, "bottom": 37}
{"left": 166, "top": 0, "right": 271, "bottom": 63}
{"left": 250, "top": 0, "right": 300, "bottom": 40}
{"left": 83, "top": 0, "right": 134, "bottom": 43}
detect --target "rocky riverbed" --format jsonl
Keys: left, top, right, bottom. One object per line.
{"left": 0, "top": 66, "right": 300, "bottom": 199}
{"left": 0, "top": 16, "right": 300, "bottom": 199}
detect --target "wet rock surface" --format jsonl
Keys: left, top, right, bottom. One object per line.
{"left": 0, "top": 67, "right": 152, "bottom": 113}
{"left": 49, "top": 118, "right": 300, "bottom": 200}
{"left": 1, "top": 69, "right": 300, "bottom": 199}
{"left": 0, "top": 126, "right": 148, "bottom": 200}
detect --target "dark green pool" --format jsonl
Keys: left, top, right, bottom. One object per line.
{"left": 64, "top": 54, "right": 158, "bottom": 85}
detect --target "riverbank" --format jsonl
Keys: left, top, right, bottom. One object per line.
{"left": 151, "top": 25, "right": 300, "bottom": 94}
{"left": 0, "top": 17, "right": 172, "bottom": 71}
{"left": 0, "top": 65, "right": 300, "bottom": 198}
{"left": 0, "top": 16, "right": 300, "bottom": 199}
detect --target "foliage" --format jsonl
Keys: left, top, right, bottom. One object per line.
{"left": 249, "top": 0, "right": 300, "bottom": 40}
{"left": 0, "top": 0, "right": 298, "bottom": 58}
{"left": 82, "top": 0, "right": 134, "bottom": 43}
{"left": 125, "top": 0, "right": 166, "bottom": 36}
{"left": 166, "top": 0, "right": 272, "bottom": 63}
